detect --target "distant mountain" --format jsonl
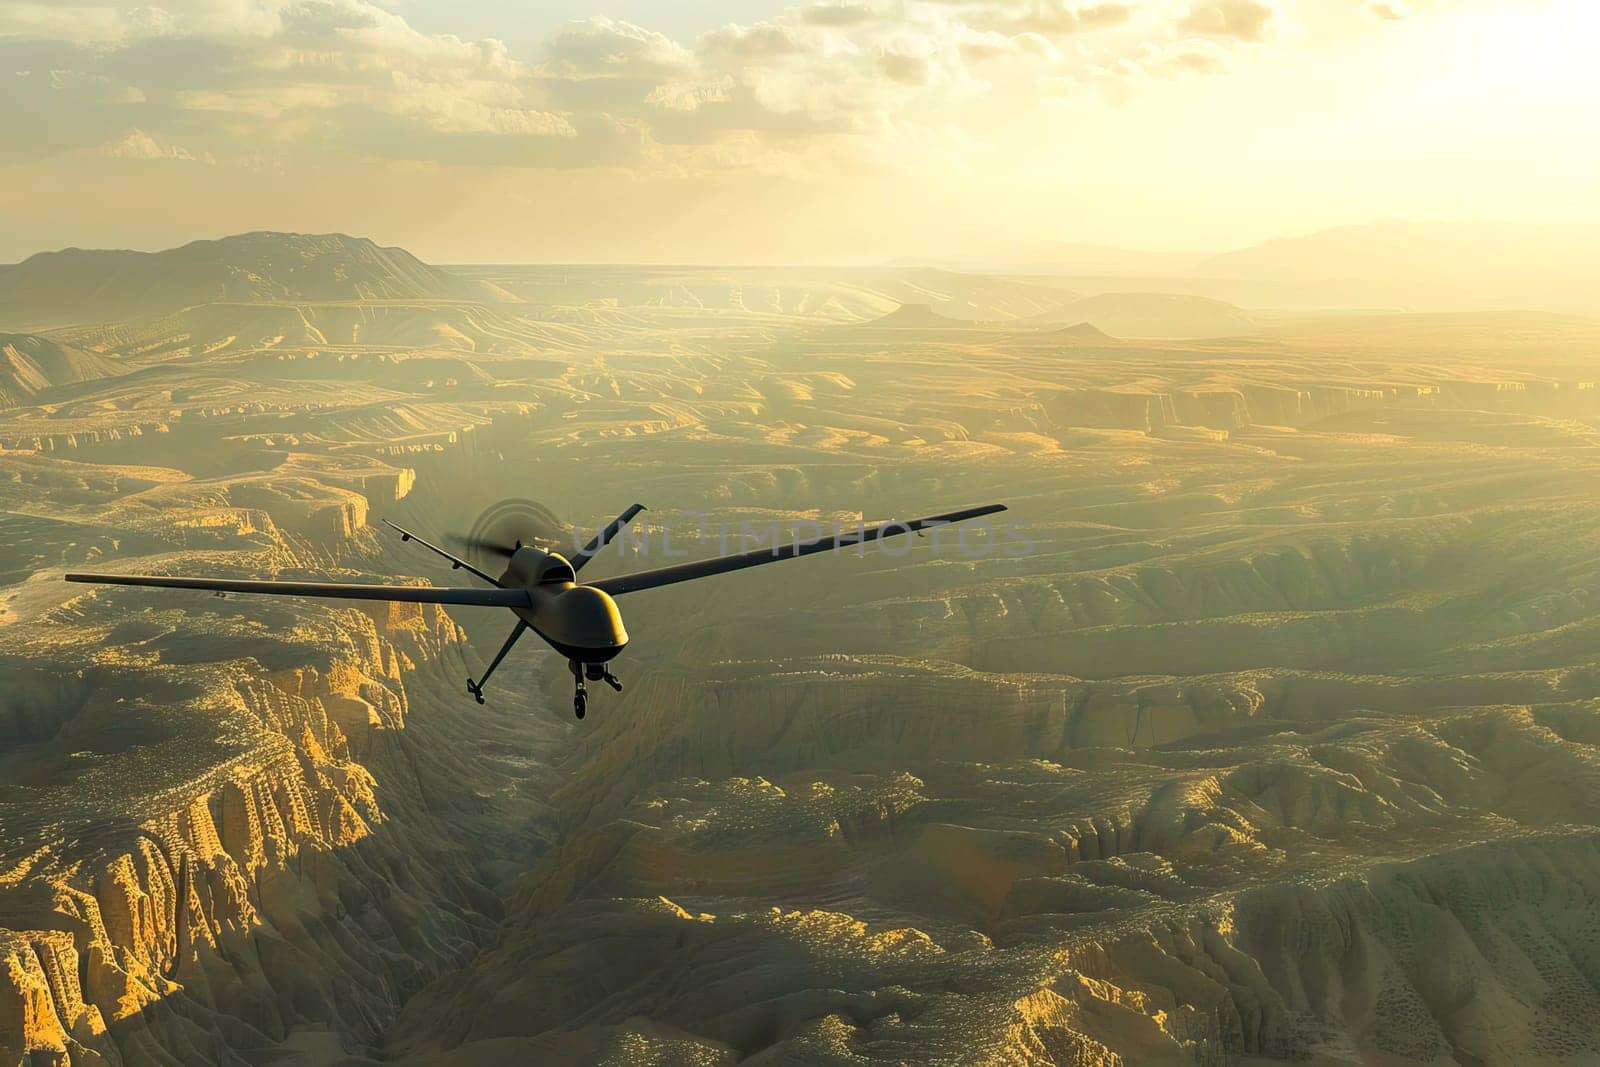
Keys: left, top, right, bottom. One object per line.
{"left": 859, "top": 303, "right": 968, "bottom": 328}
{"left": 0, "top": 232, "right": 513, "bottom": 329}
{"left": 1031, "top": 292, "right": 1257, "bottom": 339}
{"left": 854, "top": 270, "right": 1077, "bottom": 322}
{"left": 886, "top": 243, "right": 1193, "bottom": 276}
{"left": 0, "top": 333, "right": 126, "bottom": 406}
{"left": 1045, "top": 321, "right": 1114, "bottom": 341}
{"left": 1198, "top": 222, "right": 1600, "bottom": 307}
{"left": 888, "top": 221, "right": 1600, "bottom": 314}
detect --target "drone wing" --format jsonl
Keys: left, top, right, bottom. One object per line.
{"left": 65, "top": 573, "right": 531, "bottom": 607}
{"left": 587, "top": 503, "right": 1007, "bottom": 597}
{"left": 571, "top": 503, "right": 646, "bottom": 573}
{"left": 382, "top": 519, "right": 504, "bottom": 587}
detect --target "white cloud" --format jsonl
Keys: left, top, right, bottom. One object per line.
{"left": 0, "top": 2, "right": 135, "bottom": 43}
{"left": 98, "top": 127, "right": 214, "bottom": 162}
{"left": 1145, "top": 36, "right": 1234, "bottom": 76}
{"left": 802, "top": 2, "right": 882, "bottom": 27}
{"left": 702, "top": 22, "right": 805, "bottom": 57}
{"left": 969, "top": 2, "right": 1135, "bottom": 36}
{"left": 1179, "top": 0, "right": 1278, "bottom": 41}
{"left": 646, "top": 76, "right": 735, "bottom": 112}
{"left": 2, "top": 0, "right": 1325, "bottom": 175}
{"left": 545, "top": 16, "right": 695, "bottom": 77}
{"left": 878, "top": 49, "right": 933, "bottom": 85}
{"left": 1366, "top": 0, "right": 1412, "bottom": 19}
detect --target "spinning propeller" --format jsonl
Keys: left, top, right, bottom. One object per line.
{"left": 450, "top": 497, "right": 648, "bottom": 574}
{"left": 452, "top": 498, "right": 569, "bottom": 565}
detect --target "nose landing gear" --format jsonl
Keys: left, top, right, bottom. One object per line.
{"left": 568, "top": 659, "right": 587, "bottom": 719}
{"left": 570, "top": 660, "right": 622, "bottom": 719}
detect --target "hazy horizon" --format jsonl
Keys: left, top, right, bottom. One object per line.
{"left": 7, "top": 217, "right": 1600, "bottom": 273}
{"left": 9, "top": 221, "right": 1599, "bottom": 320}
{"left": 4, "top": 0, "right": 1598, "bottom": 264}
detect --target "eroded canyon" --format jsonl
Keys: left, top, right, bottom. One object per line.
{"left": 4, "top": 235, "right": 1600, "bottom": 1065}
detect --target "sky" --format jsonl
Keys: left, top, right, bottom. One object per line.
{"left": 1, "top": 0, "right": 1597, "bottom": 263}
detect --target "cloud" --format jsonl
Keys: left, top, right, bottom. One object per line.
{"left": 970, "top": 2, "right": 1135, "bottom": 36}
{"left": 0, "top": 2, "right": 139, "bottom": 44}
{"left": 0, "top": 56, "right": 148, "bottom": 158}
{"left": 1144, "top": 37, "right": 1234, "bottom": 76}
{"left": 1179, "top": 0, "right": 1278, "bottom": 41}
{"left": 878, "top": 50, "right": 933, "bottom": 86}
{"left": 802, "top": 2, "right": 880, "bottom": 27}
{"left": 959, "top": 30, "right": 1063, "bottom": 65}
{"left": 702, "top": 22, "right": 805, "bottom": 58}
{"left": 98, "top": 127, "right": 213, "bottom": 162}
{"left": 545, "top": 16, "right": 694, "bottom": 77}
{"left": 1366, "top": 0, "right": 1412, "bottom": 19}
{"left": 0, "top": 0, "right": 1305, "bottom": 177}
{"left": 0, "top": 0, "right": 589, "bottom": 167}
{"left": 0, "top": 0, "right": 279, "bottom": 45}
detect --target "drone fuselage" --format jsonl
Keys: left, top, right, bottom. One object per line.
{"left": 501, "top": 546, "right": 628, "bottom": 664}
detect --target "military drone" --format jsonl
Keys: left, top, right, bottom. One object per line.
{"left": 67, "top": 502, "right": 1005, "bottom": 719}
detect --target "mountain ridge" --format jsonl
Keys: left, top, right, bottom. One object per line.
{"left": 1198, "top": 220, "right": 1600, "bottom": 292}
{"left": 0, "top": 231, "right": 514, "bottom": 330}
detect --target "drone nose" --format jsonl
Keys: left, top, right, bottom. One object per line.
{"left": 546, "top": 585, "right": 628, "bottom": 655}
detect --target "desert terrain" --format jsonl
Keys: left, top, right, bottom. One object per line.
{"left": 4, "top": 233, "right": 1600, "bottom": 1065}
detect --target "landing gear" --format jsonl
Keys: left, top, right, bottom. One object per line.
{"left": 466, "top": 620, "right": 528, "bottom": 706}
{"left": 570, "top": 659, "right": 587, "bottom": 720}
{"left": 570, "top": 661, "right": 621, "bottom": 719}
{"left": 585, "top": 662, "right": 624, "bottom": 692}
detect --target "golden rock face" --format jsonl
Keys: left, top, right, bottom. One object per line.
{"left": 7, "top": 243, "right": 1600, "bottom": 1064}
